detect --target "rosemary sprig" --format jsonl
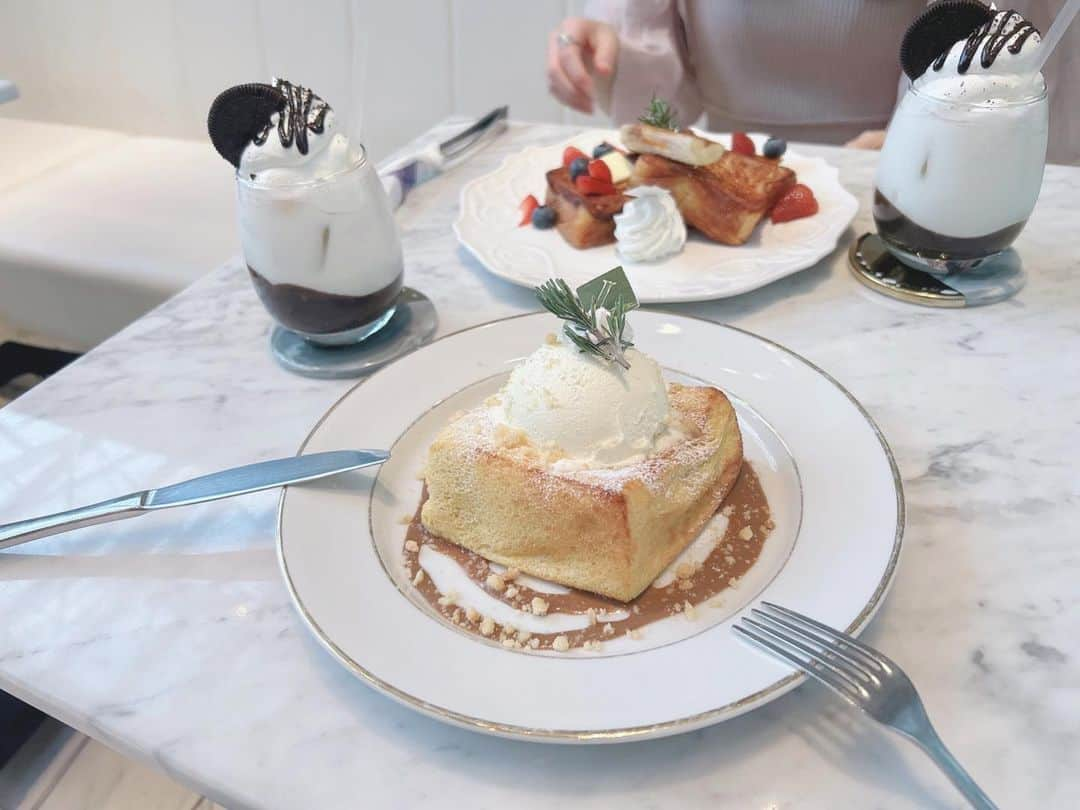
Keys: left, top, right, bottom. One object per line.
{"left": 535, "top": 278, "right": 633, "bottom": 369}
{"left": 639, "top": 95, "right": 678, "bottom": 130}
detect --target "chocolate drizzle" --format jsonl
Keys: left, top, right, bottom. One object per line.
{"left": 252, "top": 78, "right": 330, "bottom": 156}
{"left": 933, "top": 10, "right": 1040, "bottom": 73}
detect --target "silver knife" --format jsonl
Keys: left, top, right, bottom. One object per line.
{"left": 0, "top": 449, "right": 387, "bottom": 551}
{"left": 380, "top": 105, "right": 509, "bottom": 209}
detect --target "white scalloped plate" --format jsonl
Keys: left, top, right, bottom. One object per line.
{"left": 454, "top": 129, "right": 858, "bottom": 303}
{"left": 278, "top": 312, "right": 903, "bottom": 742}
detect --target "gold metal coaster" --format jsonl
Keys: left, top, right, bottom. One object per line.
{"left": 848, "top": 233, "right": 1025, "bottom": 308}
{"left": 848, "top": 233, "right": 965, "bottom": 307}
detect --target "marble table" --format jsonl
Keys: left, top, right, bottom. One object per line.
{"left": 0, "top": 120, "right": 1077, "bottom": 809}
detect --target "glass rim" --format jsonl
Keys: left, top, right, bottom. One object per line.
{"left": 235, "top": 143, "right": 369, "bottom": 190}
{"left": 908, "top": 81, "right": 1047, "bottom": 110}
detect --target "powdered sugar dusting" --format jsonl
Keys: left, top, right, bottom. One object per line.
{"left": 427, "top": 386, "right": 722, "bottom": 495}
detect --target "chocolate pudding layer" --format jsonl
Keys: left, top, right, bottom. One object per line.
{"left": 248, "top": 266, "right": 402, "bottom": 335}
{"left": 873, "top": 190, "right": 1026, "bottom": 260}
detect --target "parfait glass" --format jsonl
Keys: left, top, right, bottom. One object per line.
{"left": 236, "top": 146, "right": 404, "bottom": 346}
{"left": 872, "top": 84, "right": 1048, "bottom": 277}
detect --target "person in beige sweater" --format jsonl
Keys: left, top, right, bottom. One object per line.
{"left": 548, "top": 1, "right": 1077, "bottom": 164}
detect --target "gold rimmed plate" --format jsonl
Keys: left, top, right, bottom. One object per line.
{"left": 278, "top": 312, "right": 903, "bottom": 742}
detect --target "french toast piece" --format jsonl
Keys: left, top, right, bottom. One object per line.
{"left": 545, "top": 167, "right": 629, "bottom": 249}
{"left": 421, "top": 384, "right": 744, "bottom": 602}
{"left": 631, "top": 152, "right": 796, "bottom": 245}
{"left": 619, "top": 123, "right": 727, "bottom": 166}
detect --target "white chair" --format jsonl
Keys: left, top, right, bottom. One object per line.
{"left": 0, "top": 118, "right": 238, "bottom": 350}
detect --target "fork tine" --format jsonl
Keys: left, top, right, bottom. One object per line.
{"left": 736, "top": 620, "right": 867, "bottom": 706}
{"left": 760, "top": 601, "right": 891, "bottom": 672}
{"left": 742, "top": 618, "right": 870, "bottom": 698}
{"left": 750, "top": 608, "right": 880, "bottom": 685}
{"left": 733, "top": 624, "right": 861, "bottom": 706}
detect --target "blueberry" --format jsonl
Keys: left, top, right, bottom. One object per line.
{"left": 569, "top": 156, "right": 589, "bottom": 181}
{"left": 531, "top": 205, "right": 557, "bottom": 229}
{"left": 592, "top": 142, "right": 615, "bottom": 158}
{"left": 763, "top": 137, "right": 787, "bottom": 159}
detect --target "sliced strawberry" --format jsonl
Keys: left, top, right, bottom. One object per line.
{"left": 518, "top": 194, "right": 539, "bottom": 226}
{"left": 562, "top": 146, "right": 588, "bottom": 168}
{"left": 770, "top": 184, "right": 819, "bottom": 223}
{"left": 731, "top": 132, "right": 755, "bottom": 157}
{"left": 587, "top": 158, "right": 612, "bottom": 183}
{"left": 574, "top": 175, "right": 618, "bottom": 196}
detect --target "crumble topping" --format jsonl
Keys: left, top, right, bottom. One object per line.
{"left": 403, "top": 465, "right": 772, "bottom": 653}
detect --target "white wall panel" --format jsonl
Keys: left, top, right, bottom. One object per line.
{"left": 0, "top": 1, "right": 187, "bottom": 137}
{"left": 172, "top": 0, "right": 263, "bottom": 140}
{"left": 254, "top": 0, "right": 352, "bottom": 131}
{"left": 451, "top": 0, "right": 564, "bottom": 124}
{"left": 0, "top": 0, "right": 608, "bottom": 160}
{"left": 356, "top": 0, "right": 454, "bottom": 161}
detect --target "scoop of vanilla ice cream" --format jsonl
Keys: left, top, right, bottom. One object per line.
{"left": 499, "top": 334, "right": 670, "bottom": 466}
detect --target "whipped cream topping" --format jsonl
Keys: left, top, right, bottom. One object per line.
{"left": 917, "top": 10, "right": 1044, "bottom": 104}
{"left": 498, "top": 333, "right": 672, "bottom": 467}
{"left": 613, "top": 186, "right": 687, "bottom": 263}
{"left": 239, "top": 78, "right": 357, "bottom": 185}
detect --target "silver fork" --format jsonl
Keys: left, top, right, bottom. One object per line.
{"left": 734, "top": 602, "right": 997, "bottom": 810}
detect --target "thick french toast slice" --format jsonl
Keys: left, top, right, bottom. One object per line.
{"left": 421, "top": 384, "right": 743, "bottom": 602}
{"left": 631, "top": 152, "right": 796, "bottom": 245}
{"left": 544, "top": 167, "right": 629, "bottom": 249}
{"left": 620, "top": 123, "right": 727, "bottom": 166}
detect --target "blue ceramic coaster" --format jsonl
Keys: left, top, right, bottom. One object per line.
{"left": 270, "top": 287, "right": 437, "bottom": 379}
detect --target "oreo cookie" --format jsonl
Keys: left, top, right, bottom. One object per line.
{"left": 207, "top": 83, "right": 286, "bottom": 167}
{"left": 900, "top": 0, "right": 993, "bottom": 80}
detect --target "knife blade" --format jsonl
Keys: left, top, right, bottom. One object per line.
{"left": 145, "top": 449, "right": 386, "bottom": 508}
{"left": 380, "top": 105, "right": 509, "bottom": 209}
{"left": 0, "top": 449, "right": 388, "bottom": 551}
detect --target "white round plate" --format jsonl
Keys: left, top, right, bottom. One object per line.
{"left": 279, "top": 312, "right": 902, "bottom": 742}
{"left": 454, "top": 129, "right": 859, "bottom": 304}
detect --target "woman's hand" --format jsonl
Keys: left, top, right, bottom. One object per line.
{"left": 845, "top": 129, "right": 887, "bottom": 150}
{"left": 547, "top": 17, "right": 619, "bottom": 114}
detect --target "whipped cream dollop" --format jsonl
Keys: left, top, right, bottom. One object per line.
{"left": 239, "top": 78, "right": 357, "bottom": 185}
{"left": 498, "top": 332, "right": 672, "bottom": 467}
{"left": 916, "top": 10, "right": 1044, "bottom": 104}
{"left": 613, "top": 186, "right": 687, "bottom": 263}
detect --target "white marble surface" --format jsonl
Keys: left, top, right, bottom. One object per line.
{"left": 0, "top": 119, "right": 1077, "bottom": 809}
